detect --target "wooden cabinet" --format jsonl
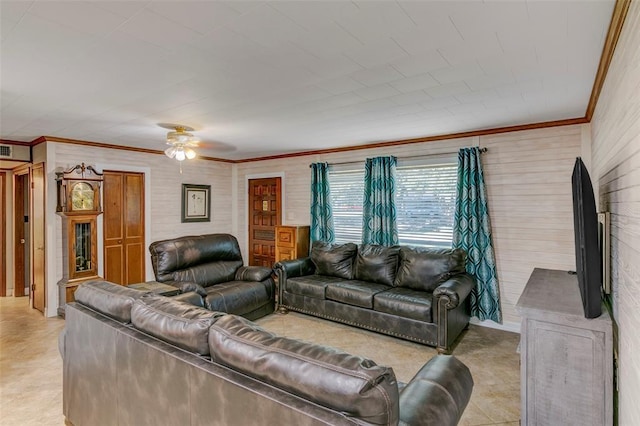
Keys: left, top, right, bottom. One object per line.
{"left": 516, "top": 268, "right": 613, "bottom": 426}
{"left": 275, "top": 225, "right": 310, "bottom": 262}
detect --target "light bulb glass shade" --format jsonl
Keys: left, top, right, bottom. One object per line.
{"left": 174, "top": 148, "right": 186, "bottom": 161}
{"left": 164, "top": 146, "right": 177, "bottom": 159}
{"left": 185, "top": 147, "right": 196, "bottom": 159}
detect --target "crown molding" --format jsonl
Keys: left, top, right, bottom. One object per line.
{"left": 586, "top": 0, "right": 631, "bottom": 121}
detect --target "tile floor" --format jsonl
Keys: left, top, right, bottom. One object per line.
{"left": 0, "top": 296, "right": 521, "bottom": 425}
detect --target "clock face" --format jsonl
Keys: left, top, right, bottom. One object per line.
{"left": 71, "top": 182, "right": 95, "bottom": 211}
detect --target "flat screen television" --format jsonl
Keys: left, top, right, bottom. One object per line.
{"left": 571, "top": 157, "right": 602, "bottom": 319}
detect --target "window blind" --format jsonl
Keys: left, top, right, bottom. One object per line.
{"left": 328, "top": 168, "right": 365, "bottom": 244}
{"left": 328, "top": 160, "right": 458, "bottom": 247}
{"left": 396, "top": 163, "right": 457, "bottom": 248}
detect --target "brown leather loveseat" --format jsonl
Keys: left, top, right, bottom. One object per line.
{"left": 149, "top": 233, "right": 274, "bottom": 320}
{"left": 276, "top": 242, "right": 476, "bottom": 353}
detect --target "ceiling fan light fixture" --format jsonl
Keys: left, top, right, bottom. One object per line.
{"left": 163, "top": 124, "right": 199, "bottom": 167}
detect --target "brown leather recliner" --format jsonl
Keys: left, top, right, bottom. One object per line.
{"left": 149, "top": 233, "right": 275, "bottom": 320}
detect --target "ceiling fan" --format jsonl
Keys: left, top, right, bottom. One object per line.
{"left": 160, "top": 124, "right": 199, "bottom": 162}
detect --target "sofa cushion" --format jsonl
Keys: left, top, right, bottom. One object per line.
{"left": 131, "top": 294, "right": 224, "bottom": 356}
{"left": 354, "top": 244, "right": 400, "bottom": 286}
{"left": 204, "top": 281, "right": 271, "bottom": 316}
{"left": 149, "top": 234, "right": 244, "bottom": 286}
{"left": 325, "top": 281, "right": 391, "bottom": 309}
{"left": 74, "top": 280, "right": 149, "bottom": 324}
{"left": 310, "top": 241, "right": 357, "bottom": 279}
{"left": 374, "top": 287, "right": 433, "bottom": 322}
{"left": 208, "top": 315, "right": 399, "bottom": 425}
{"left": 394, "top": 247, "right": 467, "bottom": 292}
{"left": 286, "top": 275, "right": 346, "bottom": 299}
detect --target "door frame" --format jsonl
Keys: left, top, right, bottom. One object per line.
{"left": 0, "top": 171, "right": 6, "bottom": 297}
{"left": 244, "top": 172, "right": 285, "bottom": 263}
{"left": 95, "top": 163, "right": 153, "bottom": 282}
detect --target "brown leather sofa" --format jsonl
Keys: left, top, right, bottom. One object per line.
{"left": 275, "top": 242, "right": 475, "bottom": 353}
{"left": 61, "top": 280, "right": 474, "bottom": 426}
{"left": 148, "top": 233, "right": 274, "bottom": 320}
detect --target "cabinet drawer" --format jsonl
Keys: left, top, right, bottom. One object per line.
{"left": 276, "top": 248, "right": 295, "bottom": 261}
{"left": 276, "top": 227, "right": 295, "bottom": 247}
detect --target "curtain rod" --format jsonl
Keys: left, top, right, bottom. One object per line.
{"left": 309, "top": 147, "right": 488, "bottom": 168}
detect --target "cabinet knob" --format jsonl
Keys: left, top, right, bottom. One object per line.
{"left": 117, "top": 240, "right": 122, "bottom": 244}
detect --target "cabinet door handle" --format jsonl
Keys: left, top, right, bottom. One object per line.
{"left": 117, "top": 240, "right": 122, "bottom": 244}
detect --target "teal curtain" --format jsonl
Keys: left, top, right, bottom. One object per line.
{"left": 453, "top": 147, "right": 502, "bottom": 323}
{"left": 362, "top": 156, "right": 398, "bottom": 245}
{"left": 310, "top": 162, "right": 335, "bottom": 243}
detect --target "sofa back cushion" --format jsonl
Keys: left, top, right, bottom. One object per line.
{"left": 149, "top": 234, "right": 243, "bottom": 287}
{"left": 74, "top": 280, "right": 149, "bottom": 323}
{"left": 354, "top": 244, "right": 400, "bottom": 286}
{"left": 310, "top": 241, "right": 357, "bottom": 279}
{"left": 394, "top": 247, "right": 467, "bottom": 292}
{"left": 208, "top": 315, "right": 399, "bottom": 425}
{"left": 131, "top": 294, "right": 224, "bottom": 356}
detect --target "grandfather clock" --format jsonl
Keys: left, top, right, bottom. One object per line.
{"left": 56, "top": 163, "right": 103, "bottom": 316}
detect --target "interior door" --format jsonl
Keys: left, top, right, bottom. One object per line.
{"left": 103, "top": 171, "right": 145, "bottom": 285}
{"left": 0, "top": 172, "right": 6, "bottom": 297}
{"left": 13, "top": 170, "right": 28, "bottom": 297}
{"left": 32, "top": 163, "right": 46, "bottom": 313}
{"left": 248, "top": 177, "right": 281, "bottom": 266}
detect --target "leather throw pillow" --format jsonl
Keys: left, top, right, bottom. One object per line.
{"left": 310, "top": 241, "right": 357, "bottom": 279}
{"left": 354, "top": 244, "right": 400, "bottom": 286}
{"left": 394, "top": 247, "right": 467, "bottom": 292}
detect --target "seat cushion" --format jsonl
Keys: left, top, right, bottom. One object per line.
{"left": 286, "top": 275, "right": 345, "bottom": 299}
{"left": 131, "top": 294, "right": 225, "bottom": 356}
{"left": 374, "top": 287, "right": 433, "bottom": 322}
{"left": 325, "top": 281, "right": 391, "bottom": 309}
{"left": 394, "top": 247, "right": 467, "bottom": 291}
{"left": 74, "top": 280, "right": 150, "bottom": 324}
{"left": 310, "top": 241, "right": 357, "bottom": 279}
{"left": 204, "top": 281, "right": 271, "bottom": 316}
{"left": 208, "top": 315, "right": 399, "bottom": 425}
{"left": 354, "top": 244, "right": 400, "bottom": 286}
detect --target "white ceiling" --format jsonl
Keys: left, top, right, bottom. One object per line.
{"left": 0, "top": 1, "right": 615, "bottom": 160}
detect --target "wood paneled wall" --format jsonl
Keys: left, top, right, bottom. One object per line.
{"left": 590, "top": 3, "right": 640, "bottom": 424}
{"left": 235, "top": 126, "right": 583, "bottom": 328}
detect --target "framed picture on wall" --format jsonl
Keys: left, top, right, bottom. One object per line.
{"left": 181, "top": 184, "right": 211, "bottom": 223}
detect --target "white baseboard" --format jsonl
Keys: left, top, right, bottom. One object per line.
{"left": 470, "top": 317, "right": 521, "bottom": 334}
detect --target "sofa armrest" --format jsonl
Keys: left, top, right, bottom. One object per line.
{"left": 274, "top": 257, "right": 315, "bottom": 280}
{"left": 433, "top": 274, "right": 475, "bottom": 310}
{"left": 235, "top": 266, "right": 272, "bottom": 282}
{"left": 399, "top": 355, "right": 473, "bottom": 426}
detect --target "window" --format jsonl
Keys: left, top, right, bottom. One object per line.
{"left": 328, "top": 158, "right": 458, "bottom": 247}
{"left": 328, "top": 167, "right": 364, "bottom": 244}
{"left": 396, "top": 160, "right": 457, "bottom": 248}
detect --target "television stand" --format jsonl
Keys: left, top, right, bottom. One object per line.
{"left": 516, "top": 268, "right": 613, "bottom": 425}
